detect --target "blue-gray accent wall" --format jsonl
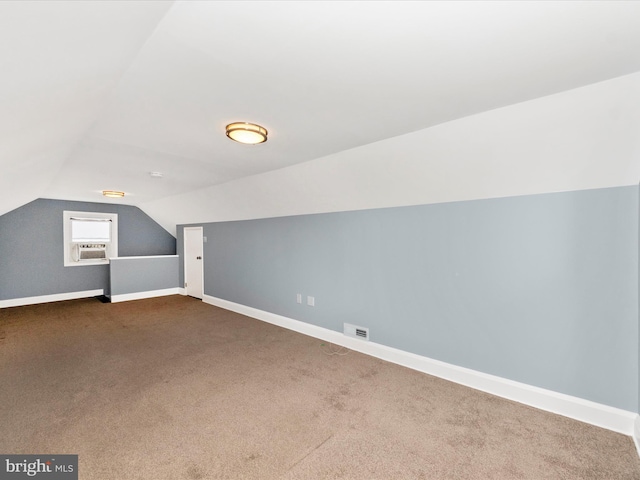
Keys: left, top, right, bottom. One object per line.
{"left": 0, "top": 198, "right": 176, "bottom": 300}
{"left": 178, "top": 186, "right": 639, "bottom": 412}
{"left": 110, "top": 256, "right": 179, "bottom": 296}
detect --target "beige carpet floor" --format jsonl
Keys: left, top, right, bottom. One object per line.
{"left": 0, "top": 295, "right": 639, "bottom": 479}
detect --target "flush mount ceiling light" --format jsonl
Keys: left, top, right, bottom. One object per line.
{"left": 225, "top": 122, "right": 268, "bottom": 145}
{"left": 102, "top": 190, "right": 125, "bottom": 198}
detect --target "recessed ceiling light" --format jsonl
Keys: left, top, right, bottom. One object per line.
{"left": 225, "top": 122, "right": 268, "bottom": 145}
{"left": 102, "top": 190, "right": 125, "bottom": 198}
{"left": 149, "top": 172, "right": 163, "bottom": 178}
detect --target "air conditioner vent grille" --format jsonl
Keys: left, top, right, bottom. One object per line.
{"left": 75, "top": 244, "right": 107, "bottom": 261}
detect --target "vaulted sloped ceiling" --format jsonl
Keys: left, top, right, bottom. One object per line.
{"left": 0, "top": 1, "right": 173, "bottom": 216}
{"left": 2, "top": 1, "right": 640, "bottom": 232}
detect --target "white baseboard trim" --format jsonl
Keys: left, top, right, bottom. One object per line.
{"left": 111, "top": 288, "right": 180, "bottom": 303}
{"left": 178, "top": 288, "right": 186, "bottom": 295}
{"left": 203, "top": 294, "right": 638, "bottom": 437}
{"left": 0, "top": 289, "right": 104, "bottom": 309}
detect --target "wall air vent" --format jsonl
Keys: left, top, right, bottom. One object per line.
{"left": 344, "top": 323, "right": 369, "bottom": 341}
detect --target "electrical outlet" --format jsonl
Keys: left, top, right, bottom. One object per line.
{"left": 296, "top": 293, "right": 302, "bottom": 304}
{"left": 307, "top": 296, "right": 315, "bottom": 307}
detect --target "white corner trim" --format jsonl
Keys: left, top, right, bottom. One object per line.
{"left": 634, "top": 415, "right": 640, "bottom": 457}
{"left": 203, "top": 294, "right": 638, "bottom": 437}
{"left": 110, "top": 288, "right": 180, "bottom": 303}
{"left": 178, "top": 288, "right": 186, "bottom": 295}
{"left": 0, "top": 289, "right": 104, "bottom": 309}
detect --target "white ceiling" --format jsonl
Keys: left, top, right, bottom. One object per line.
{"left": 2, "top": 1, "right": 640, "bottom": 223}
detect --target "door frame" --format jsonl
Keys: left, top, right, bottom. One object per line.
{"left": 183, "top": 226, "right": 204, "bottom": 299}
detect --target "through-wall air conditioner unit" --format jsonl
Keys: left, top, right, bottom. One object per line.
{"left": 74, "top": 244, "right": 107, "bottom": 261}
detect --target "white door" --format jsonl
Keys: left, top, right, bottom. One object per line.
{"left": 184, "top": 227, "right": 204, "bottom": 299}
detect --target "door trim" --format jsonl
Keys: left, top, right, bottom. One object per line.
{"left": 183, "top": 226, "right": 204, "bottom": 299}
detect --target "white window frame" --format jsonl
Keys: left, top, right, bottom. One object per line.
{"left": 63, "top": 211, "right": 118, "bottom": 267}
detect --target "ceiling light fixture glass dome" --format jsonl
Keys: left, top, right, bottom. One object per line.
{"left": 225, "top": 122, "right": 268, "bottom": 144}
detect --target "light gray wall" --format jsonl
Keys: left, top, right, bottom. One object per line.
{"left": 178, "top": 186, "right": 638, "bottom": 412}
{"left": 0, "top": 198, "right": 176, "bottom": 300}
{"left": 110, "top": 256, "right": 179, "bottom": 296}
{"left": 177, "top": 230, "right": 185, "bottom": 289}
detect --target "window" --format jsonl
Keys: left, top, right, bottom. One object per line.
{"left": 63, "top": 211, "right": 118, "bottom": 267}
